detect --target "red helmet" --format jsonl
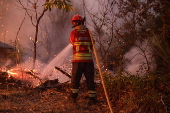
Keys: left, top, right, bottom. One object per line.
{"left": 71, "top": 14, "right": 83, "bottom": 22}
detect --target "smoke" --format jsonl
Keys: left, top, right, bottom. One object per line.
{"left": 0, "top": 0, "right": 34, "bottom": 45}
{"left": 1, "top": 0, "right": 154, "bottom": 77}
{"left": 0, "top": 0, "right": 99, "bottom": 80}
{"left": 123, "top": 40, "right": 156, "bottom": 76}
{"left": 0, "top": 0, "right": 72, "bottom": 65}
{"left": 0, "top": 0, "right": 98, "bottom": 60}
{"left": 1, "top": 0, "right": 156, "bottom": 83}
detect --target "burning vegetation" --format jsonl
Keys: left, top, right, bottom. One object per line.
{"left": 0, "top": 66, "right": 111, "bottom": 113}
{"left": 0, "top": 0, "right": 170, "bottom": 112}
{"left": 0, "top": 67, "right": 71, "bottom": 89}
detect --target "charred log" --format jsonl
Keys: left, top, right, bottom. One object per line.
{"left": 55, "top": 66, "right": 71, "bottom": 78}
{"left": 38, "top": 78, "right": 59, "bottom": 88}
{"left": 25, "top": 70, "right": 43, "bottom": 84}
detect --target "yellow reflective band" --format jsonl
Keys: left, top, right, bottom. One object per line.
{"left": 71, "top": 89, "right": 79, "bottom": 93}
{"left": 76, "top": 45, "right": 79, "bottom": 52}
{"left": 88, "top": 94, "right": 96, "bottom": 97}
{"left": 88, "top": 90, "right": 96, "bottom": 97}
{"left": 73, "top": 57, "right": 93, "bottom": 60}
{"left": 88, "top": 45, "right": 92, "bottom": 53}
{"left": 88, "top": 90, "right": 97, "bottom": 94}
{"left": 74, "top": 42, "right": 92, "bottom": 45}
{"left": 77, "top": 29, "right": 86, "bottom": 31}
{"left": 74, "top": 53, "right": 93, "bottom": 60}
{"left": 75, "top": 53, "right": 92, "bottom": 57}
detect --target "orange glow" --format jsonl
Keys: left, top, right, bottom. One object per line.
{"left": 7, "top": 69, "right": 33, "bottom": 79}
{"left": 7, "top": 70, "right": 17, "bottom": 75}
{"left": 7, "top": 69, "right": 24, "bottom": 79}
{"left": 7, "top": 69, "right": 40, "bottom": 86}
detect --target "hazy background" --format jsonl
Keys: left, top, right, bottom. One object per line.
{"left": 0, "top": 0, "right": 98, "bottom": 62}
{"left": 0, "top": 0, "right": 153, "bottom": 77}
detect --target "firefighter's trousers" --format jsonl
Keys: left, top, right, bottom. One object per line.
{"left": 71, "top": 62, "right": 96, "bottom": 97}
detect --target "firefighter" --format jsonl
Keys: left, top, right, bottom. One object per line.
{"left": 69, "top": 14, "right": 96, "bottom": 105}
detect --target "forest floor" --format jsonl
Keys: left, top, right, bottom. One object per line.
{"left": 0, "top": 82, "right": 111, "bottom": 113}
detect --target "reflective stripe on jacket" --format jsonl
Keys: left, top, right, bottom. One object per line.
{"left": 70, "top": 26, "right": 93, "bottom": 62}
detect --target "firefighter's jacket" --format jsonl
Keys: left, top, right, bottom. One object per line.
{"left": 70, "top": 25, "right": 93, "bottom": 62}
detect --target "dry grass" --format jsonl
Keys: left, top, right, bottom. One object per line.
{"left": 104, "top": 73, "right": 168, "bottom": 113}
{"left": 0, "top": 83, "right": 110, "bottom": 113}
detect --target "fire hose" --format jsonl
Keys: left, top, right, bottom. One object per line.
{"left": 88, "top": 29, "right": 113, "bottom": 113}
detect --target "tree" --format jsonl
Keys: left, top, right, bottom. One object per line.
{"left": 83, "top": 0, "right": 166, "bottom": 74}
{"left": 17, "top": 0, "right": 74, "bottom": 69}
{"left": 149, "top": 0, "right": 170, "bottom": 74}
{"left": 43, "top": 0, "right": 75, "bottom": 12}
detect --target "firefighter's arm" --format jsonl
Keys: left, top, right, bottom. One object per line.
{"left": 69, "top": 32, "right": 74, "bottom": 45}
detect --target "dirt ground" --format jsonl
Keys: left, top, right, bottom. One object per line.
{"left": 0, "top": 83, "right": 110, "bottom": 113}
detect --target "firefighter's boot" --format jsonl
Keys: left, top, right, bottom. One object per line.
{"left": 69, "top": 89, "right": 79, "bottom": 103}
{"left": 70, "top": 93, "right": 78, "bottom": 103}
{"left": 88, "top": 90, "right": 97, "bottom": 106}
{"left": 88, "top": 97, "right": 97, "bottom": 106}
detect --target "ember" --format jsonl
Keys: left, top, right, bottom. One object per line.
{"left": 0, "top": 68, "right": 42, "bottom": 89}
{"left": 7, "top": 69, "right": 41, "bottom": 86}
{"left": 0, "top": 65, "right": 72, "bottom": 90}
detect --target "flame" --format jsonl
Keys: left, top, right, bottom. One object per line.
{"left": 7, "top": 69, "right": 34, "bottom": 78}
{"left": 7, "top": 69, "right": 18, "bottom": 78}
{"left": 7, "top": 69, "right": 17, "bottom": 75}
{"left": 6, "top": 68, "right": 41, "bottom": 86}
